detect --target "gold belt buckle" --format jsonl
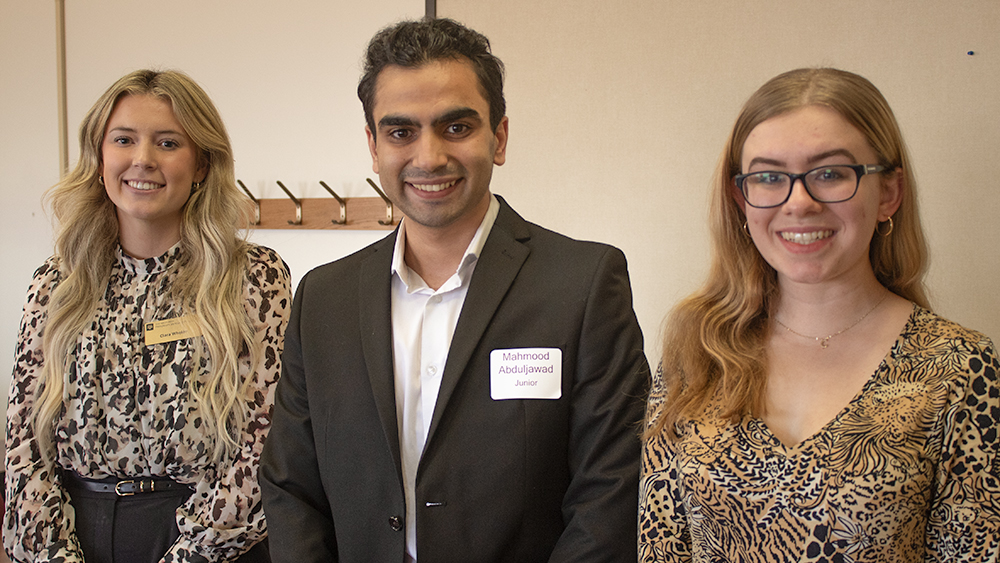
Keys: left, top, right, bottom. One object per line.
{"left": 115, "top": 479, "right": 135, "bottom": 496}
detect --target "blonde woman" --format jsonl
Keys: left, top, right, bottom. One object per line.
{"left": 640, "top": 68, "right": 999, "bottom": 562}
{"left": 5, "top": 70, "right": 290, "bottom": 562}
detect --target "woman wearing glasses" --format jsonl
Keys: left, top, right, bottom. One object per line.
{"left": 639, "top": 68, "right": 999, "bottom": 562}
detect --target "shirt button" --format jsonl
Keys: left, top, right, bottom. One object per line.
{"left": 389, "top": 516, "right": 403, "bottom": 532}
{"left": 429, "top": 295, "right": 442, "bottom": 304}
{"left": 427, "top": 365, "right": 437, "bottom": 375}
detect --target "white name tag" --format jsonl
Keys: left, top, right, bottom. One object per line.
{"left": 490, "top": 348, "right": 562, "bottom": 400}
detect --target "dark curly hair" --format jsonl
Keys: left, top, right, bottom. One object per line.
{"left": 358, "top": 18, "right": 506, "bottom": 134}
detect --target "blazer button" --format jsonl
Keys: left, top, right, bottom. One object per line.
{"left": 389, "top": 516, "right": 403, "bottom": 532}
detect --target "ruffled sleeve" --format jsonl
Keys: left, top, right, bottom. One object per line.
{"left": 162, "top": 246, "right": 291, "bottom": 563}
{"left": 4, "top": 258, "right": 88, "bottom": 563}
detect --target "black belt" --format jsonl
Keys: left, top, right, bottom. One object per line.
{"left": 63, "top": 471, "right": 193, "bottom": 497}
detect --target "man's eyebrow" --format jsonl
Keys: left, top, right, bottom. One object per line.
{"left": 377, "top": 115, "right": 418, "bottom": 129}
{"left": 378, "top": 107, "right": 482, "bottom": 128}
{"left": 377, "top": 107, "right": 483, "bottom": 130}
{"left": 432, "top": 107, "right": 481, "bottom": 127}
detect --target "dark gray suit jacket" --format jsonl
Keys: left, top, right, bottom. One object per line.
{"left": 260, "top": 197, "right": 650, "bottom": 562}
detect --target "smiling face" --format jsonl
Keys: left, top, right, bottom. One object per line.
{"left": 737, "top": 104, "right": 901, "bottom": 289}
{"left": 365, "top": 58, "right": 508, "bottom": 236}
{"left": 101, "top": 94, "right": 206, "bottom": 249}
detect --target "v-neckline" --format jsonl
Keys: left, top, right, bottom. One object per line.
{"left": 753, "top": 305, "right": 916, "bottom": 455}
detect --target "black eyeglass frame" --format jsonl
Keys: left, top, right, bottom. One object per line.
{"left": 734, "top": 163, "right": 886, "bottom": 209}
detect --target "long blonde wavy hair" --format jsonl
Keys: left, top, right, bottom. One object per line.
{"left": 648, "top": 68, "right": 929, "bottom": 441}
{"left": 36, "top": 69, "right": 256, "bottom": 463}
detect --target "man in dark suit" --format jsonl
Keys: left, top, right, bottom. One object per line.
{"left": 260, "top": 18, "right": 650, "bottom": 562}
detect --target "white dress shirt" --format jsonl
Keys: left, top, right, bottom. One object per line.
{"left": 390, "top": 195, "right": 499, "bottom": 562}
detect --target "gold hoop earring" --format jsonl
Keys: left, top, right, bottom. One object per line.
{"left": 98, "top": 176, "right": 105, "bottom": 186}
{"left": 876, "top": 216, "right": 894, "bottom": 237}
{"left": 192, "top": 182, "right": 202, "bottom": 191}
{"left": 742, "top": 221, "right": 751, "bottom": 237}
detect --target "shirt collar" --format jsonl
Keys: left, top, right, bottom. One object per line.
{"left": 391, "top": 194, "right": 500, "bottom": 293}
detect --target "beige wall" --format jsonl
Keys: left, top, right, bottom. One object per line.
{"left": 2, "top": 1, "right": 998, "bottom": 435}
{"left": 439, "top": 0, "right": 1000, "bottom": 363}
{"left": 0, "top": 0, "right": 422, "bottom": 433}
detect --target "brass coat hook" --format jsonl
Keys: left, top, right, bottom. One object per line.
{"left": 319, "top": 181, "right": 347, "bottom": 225}
{"left": 228, "top": 178, "right": 395, "bottom": 230}
{"left": 366, "top": 178, "right": 394, "bottom": 226}
{"left": 275, "top": 181, "right": 302, "bottom": 225}
{"left": 237, "top": 179, "right": 260, "bottom": 225}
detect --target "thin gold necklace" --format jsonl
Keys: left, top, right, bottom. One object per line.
{"left": 774, "top": 291, "right": 890, "bottom": 349}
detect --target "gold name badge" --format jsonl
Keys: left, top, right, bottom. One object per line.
{"left": 144, "top": 316, "right": 203, "bottom": 346}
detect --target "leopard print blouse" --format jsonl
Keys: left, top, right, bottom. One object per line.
{"left": 639, "top": 306, "right": 1000, "bottom": 562}
{"left": 5, "top": 243, "right": 291, "bottom": 563}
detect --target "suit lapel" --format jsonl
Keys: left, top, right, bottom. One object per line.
{"left": 359, "top": 231, "right": 403, "bottom": 475}
{"left": 424, "top": 198, "right": 530, "bottom": 446}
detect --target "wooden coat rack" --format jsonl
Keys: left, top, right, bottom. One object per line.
{"left": 239, "top": 178, "right": 398, "bottom": 230}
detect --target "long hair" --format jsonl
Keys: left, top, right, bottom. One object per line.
{"left": 36, "top": 69, "right": 256, "bottom": 463}
{"left": 648, "top": 68, "right": 929, "bottom": 440}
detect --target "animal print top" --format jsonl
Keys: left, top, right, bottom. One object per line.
{"left": 639, "top": 306, "right": 1000, "bottom": 562}
{"left": 5, "top": 243, "right": 291, "bottom": 563}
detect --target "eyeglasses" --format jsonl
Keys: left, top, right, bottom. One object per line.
{"left": 734, "top": 164, "right": 885, "bottom": 209}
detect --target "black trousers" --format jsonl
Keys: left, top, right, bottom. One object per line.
{"left": 65, "top": 475, "right": 270, "bottom": 563}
